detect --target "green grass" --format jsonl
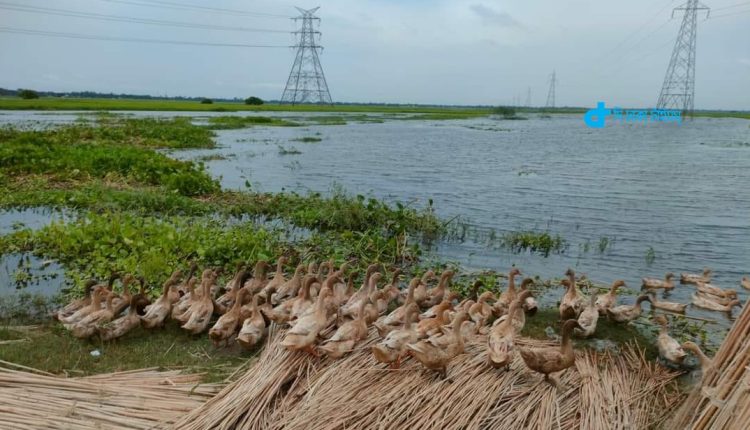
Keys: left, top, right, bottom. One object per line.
{"left": 0, "top": 323, "right": 251, "bottom": 381}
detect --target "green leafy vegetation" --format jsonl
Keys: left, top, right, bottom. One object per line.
{"left": 645, "top": 246, "right": 656, "bottom": 265}
{"left": 206, "top": 115, "right": 299, "bottom": 129}
{"left": 0, "top": 212, "right": 283, "bottom": 290}
{"left": 0, "top": 122, "right": 219, "bottom": 196}
{"left": 277, "top": 145, "right": 302, "bottom": 155}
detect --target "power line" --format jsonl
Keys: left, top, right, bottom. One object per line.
{"left": 0, "top": 2, "right": 288, "bottom": 33}
{"left": 710, "top": 7, "right": 750, "bottom": 17}
{"left": 712, "top": 1, "right": 750, "bottom": 11}
{"left": 96, "top": 0, "right": 290, "bottom": 19}
{"left": 0, "top": 27, "right": 290, "bottom": 48}
{"left": 596, "top": 0, "right": 678, "bottom": 62}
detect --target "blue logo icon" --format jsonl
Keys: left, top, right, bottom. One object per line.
{"left": 583, "top": 101, "right": 682, "bottom": 128}
{"left": 584, "top": 102, "right": 610, "bottom": 128}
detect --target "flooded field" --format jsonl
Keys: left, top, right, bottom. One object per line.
{"left": 176, "top": 113, "right": 750, "bottom": 336}
{"left": 2, "top": 111, "right": 749, "bottom": 340}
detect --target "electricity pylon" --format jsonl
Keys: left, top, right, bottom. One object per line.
{"left": 656, "top": 0, "right": 709, "bottom": 117}
{"left": 545, "top": 70, "right": 556, "bottom": 108}
{"left": 280, "top": 7, "right": 332, "bottom": 104}
{"left": 525, "top": 87, "right": 531, "bottom": 108}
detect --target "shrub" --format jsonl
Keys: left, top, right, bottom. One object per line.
{"left": 18, "top": 89, "right": 39, "bottom": 99}
{"left": 492, "top": 106, "right": 516, "bottom": 117}
{"left": 245, "top": 96, "right": 264, "bottom": 105}
{"left": 200, "top": 98, "right": 213, "bottom": 104}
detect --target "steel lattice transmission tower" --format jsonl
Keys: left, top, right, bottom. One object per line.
{"left": 656, "top": 0, "right": 709, "bottom": 116}
{"left": 545, "top": 70, "right": 556, "bottom": 108}
{"left": 280, "top": 7, "right": 332, "bottom": 104}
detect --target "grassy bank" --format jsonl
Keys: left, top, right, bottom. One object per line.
{"left": 0, "top": 323, "right": 249, "bottom": 381}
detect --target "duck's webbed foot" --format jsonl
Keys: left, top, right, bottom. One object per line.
{"left": 302, "top": 345, "right": 320, "bottom": 357}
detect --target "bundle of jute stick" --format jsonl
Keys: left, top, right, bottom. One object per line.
{"left": 0, "top": 363, "right": 222, "bottom": 430}
{"left": 175, "top": 324, "right": 681, "bottom": 430}
{"left": 669, "top": 301, "right": 750, "bottom": 429}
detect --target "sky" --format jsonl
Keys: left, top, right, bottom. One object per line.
{"left": 0, "top": 0, "right": 748, "bottom": 109}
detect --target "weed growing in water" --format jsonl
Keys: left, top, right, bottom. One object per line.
{"left": 291, "top": 136, "right": 322, "bottom": 143}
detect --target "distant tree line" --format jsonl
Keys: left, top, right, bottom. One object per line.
{"left": 0, "top": 87, "right": 266, "bottom": 104}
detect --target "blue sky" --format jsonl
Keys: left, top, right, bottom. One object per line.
{"left": 0, "top": 0, "right": 748, "bottom": 109}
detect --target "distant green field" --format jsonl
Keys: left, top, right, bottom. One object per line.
{"left": 692, "top": 111, "right": 750, "bottom": 120}
{"left": 0, "top": 97, "right": 491, "bottom": 115}
{"left": 0, "top": 97, "right": 745, "bottom": 119}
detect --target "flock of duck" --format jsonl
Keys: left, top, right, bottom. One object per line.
{"left": 54, "top": 259, "right": 747, "bottom": 380}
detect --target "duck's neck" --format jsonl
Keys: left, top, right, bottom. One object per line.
{"left": 452, "top": 316, "right": 464, "bottom": 342}
{"left": 91, "top": 291, "right": 103, "bottom": 308}
{"left": 250, "top": 294, "right": 259, "bottom": 313}
{"left": 357, "top": 300, "right": 368, "bottom": 323}
{"left": 691, "top": 346, "right": 712, "bottom": 371}
{"left": 438, "top": 305, "right": 450, "bottom": 323}
{"left": 634, "top": 296, "right": 648, "bottom": 310}
{"left": 82, "top": 290, "right": 93, "bottom": 304}
{"left": 255, "top": 265, "right": 267, "bottom": 281}
{"left": 609, "top": 282, "right": 620, "bottom": 296}
{"left": 405, "top": 282, "right": 415, "bottom": 304}
{"left": 367, "top": 276, "right": 378, "bottom": 296}
{"left": 436, "top": 273, "right": 449, "bottom": 293}
{"left": 202, "top": 278, "right": 212, "bottom": 301}
{"left": 274, "top": 260, "right": 284, "bottom": 279}
{"left": 345, "top": 275, "right": 355, "bottom": 295}
{"left": 505, "top": 301, "right": 521, "bottom": 326}
{"left": 314, "top": 289, "right": 328, "bottom": 315}
{"left": 508, "top": 273, "right": 517, "bottom": 295}
{"left": 105, "top": 294, "right": 114, "bottom": 312}
{"left": 187, "top": 279, "right": 196, "bottom": 296}
{"left": 231, "top": 291, "right": 244, "bottom": 313}
{"left": 402, "top": 309, "right": 415, "bottom": 328}
{"left": 391, "top": 269, "right": 401, "bottom": 286}
{"left": 560, "top": 324, "right": 575, "bottom": 352}
{"left": 162, "top": 280, "right": 171, "bottom": 297}
{"left": 300, "top": 278, "right": 314, "bottom": 300}
{"left": 566, "top": 280, "right": 577, "bottom": 298}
